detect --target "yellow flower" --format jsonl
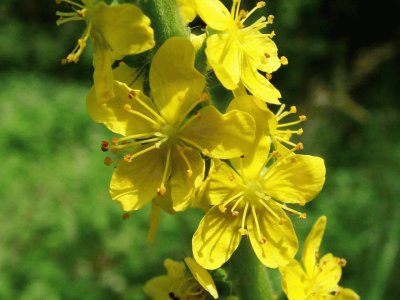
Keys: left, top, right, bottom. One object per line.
{"left": 87, "top": 37, "right": 255, "bottom": 213}
{"left": 144, "top": 257, "right": 219, "bottom": 300}
{"left": 193, "top": 0, "right": 285, "bottom": 104}
{"left": 56, "top": 0, "right": 155, "bottom": 103}
{"left": 192, "top": 96, "right": 326, "bottom": 269}
{"left": 280, "top": 216, "right": 360, "bottom": 300}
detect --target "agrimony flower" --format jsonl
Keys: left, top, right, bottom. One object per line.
{"left": 56, "top": 0, "right": 154, "bottom": 102}
{"left": 192, "top": 96, "right": 325, "bottom": 269}
{"left": 280, "top": 216, "right": 360, "bottom": 300}
{"left": 88, "top": 37, "right": 255, "bottom": 213}
{"left": 144, "top": 257, "right": 218, "bottom": 300}
{"left": 193, "top": 0, "right": 285, "bottom": 104}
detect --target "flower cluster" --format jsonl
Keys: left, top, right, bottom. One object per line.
{"left": 57, "top": 0, "right": 359, "bottom": 299}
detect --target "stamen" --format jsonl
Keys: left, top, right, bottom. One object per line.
{"left": 266, "top": 73, "right": 273, "bottom": 80}
{"left": 267, "top": 15, "right": 274, "bottom": 24}
{"left": 231, "top": 197, "right": 244, "bottom": 216}
{"left": 238, "top": 203, "right": 249, "bottom": 235}
{"left": 281, "top": 56, "right": 289, "bottom": 65}
{"left": 251, "top": 204, "right": 266, "bottom": 243}
{"left": 274, "top": 202, "right": 307, "bottom": 219}
{"left": 257, "top": 194, "right": 282, "bottom": 223}
{"left": 218, "top": 192, "right": 245, "bottom": 214}
{"left": 179, "top": 137, "right": 210, "bottom": 157}
{"left": 123, "top": 104, "right": 160, "bottom": 126}
{"left": 111, "top": 137, "right": 161, "bottom": 151}
{"left": 122, "top": 212, "right": 130, "bottom": 220}
{"left": 277, "top": 117, "right": 306, "bottom": 128}
{"left": 240, "top": 1, "right": 266, "bottom": 24}
{"left": 114, "top": 132, "right": 162, "bottom": 144}
{"left": 59, "top": 25, "right": 91, "bottom": 63}
{"left": 157, "top": 147, "right": 171, "bottom": 196}
{"left": 123, "top": 144, "right": 159, "bottom": 163}
{"left": 176, "top": 145, "right": 193, "bottom": 177}
{"left": 275, "top": 104, "right": 286, "bottom": 117}
{"left": 128, "top": 91, "right": 166, "bottom": 125}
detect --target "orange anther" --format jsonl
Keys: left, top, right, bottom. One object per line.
{"left": 104, "top": 157, "right": 112, "bottom": 166}
{"left": 128, "top": 90, "right": 136, "bottom": 99}
{"left": 157, "top": 185, "right": 166, "bottom": 196}
{"left": 122, "top": 212, "right": 130, "bottom": 220}
{"left": 101, "top": 140, "right": 109, "bottom": 152}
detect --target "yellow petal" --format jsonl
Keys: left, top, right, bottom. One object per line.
{"left": 143, "top": 275, "right": 172, "bottom": 300}
{"left": 92, "top": 3, "right": 154, "bottom": 56}
{"left": 203, "top": 160, "right": 243, "bottom": 206}
{"left": 177, "top": 0, "right": 197, "bottom": 23}
{"left": 302, "top": 216, "right": 327, "bottom": 276}
{"left": 206, "top": 32, "right": 241, "bottom": 90}
{"left": 91, "top": 32, "right": 115, "bottom": 104}
{"left": 110, "top": 147, "right": 166, "bottom": 211}
{"left": 193, "top": 0, "right": 233, "bottom": 31}
{"left": 164, "top": 258, "right": 186, "bottom": 279}
{"left": 150, "top": 37, "right": 205, "bottom": 125}
{"left": 228, "top": 95, "right": 274, "bottom": 179}
{"left": 248, "top": 202, "right": 298, "bottom": 268}
{"left": 192, "top": 206, "right": 242, "bottom": 270}
{"left": 241, "top": 55, "right": 281, "bottom": 104}
{"left": 241, "top": 30, "right": 281, "bottom": 73}
{"left": 335, "top": 287, "right": 360, "bottom": 300}
{"left": 86, "top": 81, "right": 159, "bottom": 136}
{"left": 279, "top": 260, "right": 309, "bottom": 300}
{"left": 170, "top": 147, "right": 205, "bottom": 211}
{"left": 113, "top": 62, "right": 144, "bottom": 90}
{"left": 180, "top": 105, "right": 255, "bottom": 159}
{"left": 184, "top": 257, "right": 219, "bottom": 299}
{"left": 316, "top": 253, "right": 342, "bottom": 294}
{"left": 262, "top": 154, "right": 326, "bottom": 204}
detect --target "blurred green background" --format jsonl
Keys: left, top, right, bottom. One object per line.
{"left": 0, "top": 0, "right": 399, "bottom": 299}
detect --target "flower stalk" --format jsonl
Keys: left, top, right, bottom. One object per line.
{"left": 230, "top": 239, "right": 274, "bottom": 300}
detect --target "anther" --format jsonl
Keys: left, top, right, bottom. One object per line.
{"left": 272, "top": 150, "right": 280, "bottom": 157}
{"left": 104, "top": 157, "right": 112, "bottom": 166}
{"left": 157, "top": 185, "right": 166, "bottom": 196}
{"left": 338, "top": 258, "right": 347, "bottom": 267}
{"left": 279, "top": 218, "right": 286, "bottom": 225}
{"left": 266, "top": 73, "right": 273, "bottom": 80}
{"left": 123, "top": 154, "right": 133, "bottom": 162}
{"left": 199, "top": 92, "right": 208, "bottom": 102}
{"left": 297, "top": 128, "right": 304, "bottom": 135}
{"left": 299, "top": 201, "right": 306, "bottom": 206}
{"left": 111, "top": 137, "right": 119, "bottom": 145}
{"left": 124, "top": 104, "right": 132, "bottom": 112}
{"left": 299, "top": 115, "right": 307, "bottom": 121}
{"left": 60, "top": 58, "right": 68, "bottom": 65}
{"left": 239, "top": 228, "right": 248, "bottom": 235}
{"left": 259, "top": 237, "right": 267, "bottom": 244}
{"left": 186, "top": 169, "right": 193, "bottom": 177}
{"left": 280, "top": 56, "right": 289, "bottom": 65}
{"left": 232, "top": 210, "right": 239, "bottom": 217}
{"left": 128, "top": 90, "right": 136, "bottom": 99}
{"left": 267, "top": 15, "right": 274, "bottom": 24}
{"left": 270, "top": 31, "right": 276, "bottom": 38}
{"left": 101, "top": 140, "right": 109, "bottom": 152}
{"left": 218, "top": 205, "right": 227, "bottom": 213}
{"left": 299, "top": 213, "right": 307, "bottom": 220}
{"left": 201, "top": 148, "right": 210, "bottom": 156}
{"left": 289, "top": 106, "right": 297, "bottom": 113}
{"left": 122, "top": 212, "right": 130, "bottom": 220}
{"left": 257, "top": 1, "right": 266, "bottom": 8}
{"left": 295, "top": 142, "right": 304, "bottom": 151}
{"left": 228, "top": 173, "right": 235, "bottom": 181}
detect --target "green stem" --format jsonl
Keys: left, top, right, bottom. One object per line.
{"left": 229, "top": 239, "right": 274, "bottom": 300}
{"left": 138, "top": 0, "right": 189, "bottom": 49}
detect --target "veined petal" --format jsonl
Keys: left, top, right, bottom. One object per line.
{"left": 192, "top": 206, "right": 242, "bottom": 270}
{"left": 180, "top": 105, "right": 255, "bottom": 159}
{"left": 241, "top": 30, "right": 281, "bottom": 73}
{"left": 206, "top": 32, "right": 241, "bottom": 90}
{"left": 164, "top": 258, "right": 186, "bottom": 279}
{"left": 113, "top": 62, "right": 144, "bottom": 90}
{"left": 302, "top": 216, "right": 327, "bottom": 276}
{"left": 248, "top": 202, "right": 298, "bottom": 268}
{"left": 316, "top": 253, "right": 342, "bottom": 294}
{"left": 110, "top": 147, "right": 166, "bottom": 211}
{"left": 150, "top": 37, "right": 205, "bottom": 125}
{"left": 170, "top": 147, "right": 205, "bottom": 211}
{"left": 143, "top": 275, "right": 172, "bottom": 300}
{"left": 86, "top": 81, "right": 159, "bottom": 136}
{"left": 241, "top": 56, "right": 281, "bottom": 104}
{"left": 193, "top": 0, "right": 233, "bottom": 31}
{"left": 91, "top": 32, "right": 115, "bottom": 104}
{"left": 92, "top": 3, "right": 154, "bottom": 56}
{"left": 203, "top": 160, "right": 243, "bottom": 206}
{"left": 228, "top": 95, "right": 274, "bottom": 179}
{"left": 279, "top": 260, "right": 309, "bottom": 300}
{"left": 184, "top": 257, "right": 219, "bottom": 299}
{"left": 262, "top": 155, "right": 326, "bottom": 204}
